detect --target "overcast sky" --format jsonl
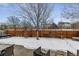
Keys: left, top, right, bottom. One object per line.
{"left": 0, "top": 3, "right": 71, "bottom": 24}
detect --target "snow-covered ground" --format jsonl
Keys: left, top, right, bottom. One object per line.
{"left": 0, "top": 37, "right": 79, "bottom": 55}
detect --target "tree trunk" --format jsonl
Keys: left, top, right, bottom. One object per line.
{"left": 23, "top": 27, "right": 27, "bottom": 37}
{"left": 14, "top": 25, "right": 16, "bottom": 36}
{"left": 23, "top": 28, "right": 25, "bottom": 36}
{"left": 36, "top": 29, "right": 39, "bottom": 40}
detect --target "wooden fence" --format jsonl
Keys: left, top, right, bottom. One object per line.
{"left": 5, "top": 29, "right": 79, "bottom": 38}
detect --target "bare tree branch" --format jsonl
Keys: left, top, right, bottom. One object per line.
{"left": 17, "top": 3, "right": 54, "bottom": 40}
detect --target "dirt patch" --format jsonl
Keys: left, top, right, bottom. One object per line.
{"left": 14, "top": 45, "right": 33, "bottom": 56}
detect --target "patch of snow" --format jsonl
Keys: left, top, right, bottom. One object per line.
{"left": 0, "top": 37, "right": 79, "bottom": 55}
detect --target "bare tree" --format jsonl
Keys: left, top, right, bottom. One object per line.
{"left": 21, "top": 19, "right": 32, "bottom": 36}
{"left": 0, "top": 23, "right": 7, "bottom": 30}
{"left": 61, "top": 4, "right": 79, "bottom": 38}
{"left": 7, "top": 16, "right": 20, "bottom": 33}
{"left": 18, "top": 3, "right": 53, "bottom": 40}
{"left": 61, "top": 4, "right": 79, "bottom": 29}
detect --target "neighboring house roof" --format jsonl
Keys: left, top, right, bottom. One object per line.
{"left": 58, "top": 22, "right": 72, "bottom": 29}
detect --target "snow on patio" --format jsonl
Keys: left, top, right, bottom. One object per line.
{"left": 0, "top": 37, "right": 79, "bottom": 55}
